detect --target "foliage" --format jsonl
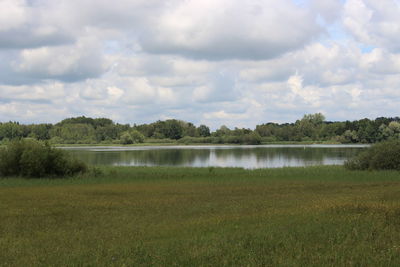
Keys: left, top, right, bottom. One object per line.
{"left": 197, "top": 124, "right": 211, "bottom": 137}
{"left": 57, "top": 116, "right": 113, "bottom": 128}
{"left": 345, "top": 140, "right": 400, "bottom": 170}
{"left": 120, "top": 130, "right": 145, "bottom": 144}
{"left": 1, "top": 114, "right": 400, "bottom": 145}
{"left": 0, "top": 139, "right": 87, "bottom": 178}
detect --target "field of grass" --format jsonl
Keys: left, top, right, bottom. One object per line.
{"left": 1, "top": 166, "right": 400, "bottom": 266}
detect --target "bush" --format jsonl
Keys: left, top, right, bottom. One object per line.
{"left": 120, "top": 132, "right": 133, "bottom": 145}
{"left": 0, "top": 139, "right": 87, "bottom": 178}
{"left": 120, "top": 130, "right": 145, "bottom": 145}
{"left": 177, "top": 136, "right": 213, "bottom": 144}
{"left": 145, "top": 138, "right": 176, "bottom": 144}
{"left": 345, "top": 140, "right": 400, "bottom": 170}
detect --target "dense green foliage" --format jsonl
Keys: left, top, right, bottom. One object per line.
{"left": 0, "top": 139, "right": 87, "bottom": 178}
{"left": 345, "top": 140, "right": 400, "bottom": 170}
{"left": 1, "top": 166, "right": 400, "bottom": 265}
{"left": 1, "top": 113, "right": 400, "bottom": 144}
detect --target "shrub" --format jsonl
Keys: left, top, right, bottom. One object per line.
{"left": 344, "top": 140, "right": 400, "bottom": 170}
{"left": 0, "top": 139, "right": 87, "bottom": 178}
{"left": 145, "top": 138, "right": 176, "bottom": 144}
{"left": 120, "top": 130, "right": 145, "bottom": 145}
{"left": 177, "top": 136, "right": 213, "bottom": 144}
{"left": 49, "top": 136, "right": 64, "bottom": 144}
{"left": 120, "top": 132, "right": 133, "bottom": 145}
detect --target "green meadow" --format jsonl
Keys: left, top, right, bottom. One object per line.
{"left": 1, "top": 166, "right": 400, "bottom": 266}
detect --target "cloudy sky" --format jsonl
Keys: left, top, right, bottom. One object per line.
{"left": 1, "top": 0, "right": 400, "bottom": 129}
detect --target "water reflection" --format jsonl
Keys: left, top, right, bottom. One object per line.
{"left": 64, "top": 145, "right": 367, "bottom": 169}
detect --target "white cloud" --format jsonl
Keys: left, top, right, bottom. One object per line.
{"left": 140, "top": 0, "right": 321, "bottom": 60}
{"left": 13, "top": 35, "right": 106, "bottom": 81}
{"left": 0, "top": 0, "right": 27, "bottom": 31}
{"left": 310, "top": 0, "right": 343, "bottom": 23}
{"left": 360, "top": 48, "right": 400, "bottom": 74}
{"left": 192, "top": 86, "right": 212, "bottom": 102}
{"left": 107, "top": 86, "right": 124, "bottom": 99}
{"left": 121, "top": 77, "right": 176, "bottom": 105}
{"left": 344, "top": 0, "right": 400, "bottom": 52}
{"left": 0, "top": 82, "right": 65, "bottom": 102}
{"left": 0, "top": 0, "right": 400, "bottom": 127}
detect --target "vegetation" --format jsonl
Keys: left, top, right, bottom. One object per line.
{"left": 345, "top": 140, "right": 400, "bottom": 170}
{"left": 1, "top": 166, "right": 400, "bottom": 265}
{"left": 1, "top": 113, "right": 400, "bottom": 145}
{"left": 0, "top": 139, "right": 87, "bottom": 178}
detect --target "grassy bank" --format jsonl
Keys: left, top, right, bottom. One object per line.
{"left": 1, "top": 166, "right": 400, "bottom": 266}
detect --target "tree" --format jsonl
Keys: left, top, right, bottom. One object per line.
{"left": 50, "top": 124, "right": 95, "bottom": 144}
{"left": 197, "top": 125, "right": 210, "bottom": 137}
{"left": 160, "top": 120, "right": 184, "bottom": 139}
{"left": 28, "top": 124, "right": 52, "bottom": 140}
{"left": 181, "top": 121, "right": 197, "bottom": 137}
{"left": 301, "top": 113, "right": 325, "bottom": 125}
{"left": 120, "top": 132, "right": 133, "bottom": 145}
{"left": 214, "top": 125, "right": 231, "bottom": 137}
{"left": 342, "top": 130, "right": 359, "bottom": 143}
{"left": 0, "top": 122, "right": 28, "bottom": 140}
{"left": 389, "top": 121, "right": 400, "bottom": 133}
{"left": 120, "top": 130, "right": 145, "bottom": 144}
{"left": 130, "top": 129, "right": 145, "bottom": 143}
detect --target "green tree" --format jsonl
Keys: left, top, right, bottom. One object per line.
{"left": 130, "top": 129, "right": 145, "bottom": 143}
{"left": 214, "top": 125, "right": 231, "bottom": 137}
{"left": 197, "top": 125, "right": 211, "bottom": 137}
{"left": 120, "top": 130, "right": 145, "bottom": 144}
{"left": 302, "top": 113, "right": 325, "bottom": 125}
{"left": 0, "top": 122, "right": 26, "bottom": 140}
{"left": 120, "top": 132, "right": 133, "bottom": 145}
{"left": 160, "top": 120, "right": 184, "bottom": 139}
{"left": 342, "top": 130, "right": 359, "bottom": 143}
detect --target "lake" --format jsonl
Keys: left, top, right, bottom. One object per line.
{"left": 63, "top": 144, "right": 368, "bottom": 169}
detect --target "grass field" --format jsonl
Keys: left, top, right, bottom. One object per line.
{"left": 1, "top": 166, "right": 400, "bottom": 266}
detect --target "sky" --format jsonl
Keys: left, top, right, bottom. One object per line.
{"left": 1, "top": 0, "right": 400, "bottom": 129}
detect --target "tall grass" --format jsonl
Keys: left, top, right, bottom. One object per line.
{"left": 1, "top": 166, "right": 400, "bottom": 266}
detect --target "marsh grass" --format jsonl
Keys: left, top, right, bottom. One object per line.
{"left": 1, "top": 166, "right": 400, "bottom": 266}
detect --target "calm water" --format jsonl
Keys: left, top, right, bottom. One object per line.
{"left": 63, "top": 144, "right": 368, "bottom": 169}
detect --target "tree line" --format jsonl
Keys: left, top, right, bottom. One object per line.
{"left": 0, "top": 113, "right": 399, "bottom": 145}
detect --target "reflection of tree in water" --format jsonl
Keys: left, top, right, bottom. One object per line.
{"left": 68, "top": 147, "right": 365, "bottom": 168}
{"left": 213, "top": 147, "right": 364, "bottom": 166}
{"left": 69, "top": 149, "right": 210, "bottom": 166}
{"left": 123, "top": 149, "right": 210, "bottom": 166}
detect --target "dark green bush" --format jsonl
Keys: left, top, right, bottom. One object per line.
{"left": 0, "top": 139, "right": 87, "bottom": 178}
{"left": 345, "top": 140, "right": 400, "bottom": 170}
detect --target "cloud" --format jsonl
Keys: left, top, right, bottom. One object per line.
{"left": 0, "top": 0, "right": 400, "bottom": 128}
{"left": 360, "top": 48, "right": 400, "bottom": 74}
{"left": 310, "top": 0, "right": 343, "bottom": 23}
{"left": 12, "top": 36, "right": 107, "bottom": 82}
{"left": 0, "top": 0, "right": 27, "bottom": 31}
{"left": 0, "top": 0, "right": 75, "bottom": 49}
{"left": 139, "top": 0, "right": 321, "bottom": 60}
{"left": 344, "top": 0, "right": 400, "bottom": 52}
{"left": 119, "top": 77, "right": 176, "bottom": 105}
{"left": 0, "top": 82, "right": 65, "bottom": 102}
{"left": 192, "top": 70, "right": 238, "bottom": 103}
{"left": 238, "top": 42, "right": 359, "bottom": 86}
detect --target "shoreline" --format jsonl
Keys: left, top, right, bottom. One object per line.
{"left": 53, "top": 140, "right": 363, "bottom": 147}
